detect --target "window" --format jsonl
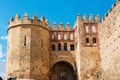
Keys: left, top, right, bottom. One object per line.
{"left": 64, "top": 34, "right": 67, "bottom": 40}
{"left": 92, "top": 26, "right": 96, "bottom": 32}
{"left": 86, "top": 38, "right": 89, "bottom": 43}
{"left": 51, "top": 45, "right": 55, "bottom": 51}
{"left": 24, "top": 36, "right": 26, "bottom": 46}
{"left": 70, "top": 34, "right": 73, "bottom": 40}
{"left": 52, "top": 34, "right": 54, "bottom": 39}
{"left": 64, "top": 43, "right": 67, "bottom": 51}
{"left": 93, "top": 38, "right": 97, "bottom": 43}
{"left": 58, "top": 34, "right": 61, "bottom": 40}
{"left": 41, "top": 40, "right": 43, "bottom": 48}
{"left": 85, "top": 26, "right": 89, "bottom": 33}
{"left": 58, "top": 43, "right": 61, "bottom": 51}
{"left": 70, "top": 44, "right": 74, "bottom": 51}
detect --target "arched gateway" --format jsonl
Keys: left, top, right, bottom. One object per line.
{"left": 50, "top": 61, "right": 76, "bottom": 80}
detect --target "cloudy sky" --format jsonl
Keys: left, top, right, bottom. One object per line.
{"left": 0, "top": 0, "right": 116, "bottom": 79}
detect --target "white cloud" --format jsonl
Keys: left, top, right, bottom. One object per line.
{"left": 0, "top": 44, "right": 6, "bottom": 58}
{"left": 0, "top": 44, "right": 3, "bottom": 58}
{"left": 0, "top": 36, "right": 8, "bottom": 40}
{"left": 0, "top": 60, "right": 6, "bottom": 80}
{"left": 0, "top": 72, "right": 6, "bottom": 80}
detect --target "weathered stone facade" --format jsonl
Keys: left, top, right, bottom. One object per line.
{"left": 6, "top": 0, "right": 120, "bottom": 80}
{"left": 99, "top": 0, "right": 120, "bottom": 80}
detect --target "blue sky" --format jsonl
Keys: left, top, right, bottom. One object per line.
{"left": 0, "top": 0, "right": 116, "bottom": 79}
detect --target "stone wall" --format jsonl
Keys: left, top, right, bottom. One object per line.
{"left": 6, "top": 14, "right": 50, "bottom": 80}
{"left": 80, "top": 47, "right": 101, "bottom": 80}
{"left": 99, "top": 1, "right": 120, "bottom": 80}
{"left": 50, "top": 23, "right": 76, "bottom": 71}
{"left": 74, "top": 14, "right": 101, "bottom": 80}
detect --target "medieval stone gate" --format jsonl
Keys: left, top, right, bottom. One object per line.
{"left": 50, "top": 62, "right": 76, "bottom": 80}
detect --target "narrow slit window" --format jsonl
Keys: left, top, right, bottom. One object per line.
{"left": 41, "top": 40, "right": 43, "bottom": 48}
{"left": 64, "top": 43, "right": 67, "bottom": 51}
{"left": 24, "top": 36, "right": 26, "bottom": 46}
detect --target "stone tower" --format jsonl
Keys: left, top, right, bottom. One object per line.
{"left": 74, "top": 14, "right": 101, "bottom": 80}
{"left": 6, "top": 13, "right": 50, "bottom": 80}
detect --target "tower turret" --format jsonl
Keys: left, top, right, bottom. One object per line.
{"left": 6, "top": 13, "right": 50, "bottom": 80}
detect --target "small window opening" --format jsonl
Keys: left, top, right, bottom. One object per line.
{"left": 52, "top": 45, "right": 55, "bottom": 51}
{"left": 86, "top": 38, "right": 89, "bottom": 43}
{"left": 58, "top": 43, "right": 61, "bottom": 51}
{"left": 70, "top": 44, "right": 74, "bottom": 51}
{"left": 93, "top": 38, "right": 97, "bottom": 43}
{"left": 64, "top": 43, "right": 67, "bottom": 51}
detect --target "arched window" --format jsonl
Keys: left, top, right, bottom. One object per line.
{"left": 58, "top": 34, "right": 61, "bottom": 40}
{"left": 52, "top": 45, "right": 55, "bottom": 51}
{"left": 70, "top": 44, "right": 74, "bottom": 51}
{"left": 58, "top": 43, "right": 61, "bottom": 51}
{"left": 92, "top": 26, "right": 96, "bottom": 32}
{"left": 85, "top": 26, "right": 89, "bottom": 33}
{"left": 64, "top": 43, "right": 67, "bottom": 51}
{"left": 70, "top": 34, "right": 73, "bottom": 40}
{"left": 64, "top": 34, "right": 67, "bottom": 40}
{"left": 93, "top": 38, "right": 97, "bottom": 43}
{"left": 86, "top": 38, "right": 89, "bottom": 43}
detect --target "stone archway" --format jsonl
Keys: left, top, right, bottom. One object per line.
{"left": 50, "top": 61, "right": 76, "bottom": 80}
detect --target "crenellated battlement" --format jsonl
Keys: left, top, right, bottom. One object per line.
{"left": 9, "top": 13, "right": 50, "bottom": 30}
{"left": 102, "top": 3, "right": 116, "bottom": 22}
{"left": 75, "top": 14, "right": 100, "bottom": 23}
{"left": 51, "top": 22, "right": 74, "bottom": 31}
{"left": 102, "top": 0, "right": 120, "bottom": 22}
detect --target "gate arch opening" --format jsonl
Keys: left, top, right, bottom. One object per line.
{"left": 50, "top": 61, "right": 76, "bottom": 80}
